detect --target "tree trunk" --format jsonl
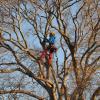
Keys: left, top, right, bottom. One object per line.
{"left": 91, "top": 87, "right": 100, "bottom": 100}
{"left": 77, "top": 88, "right": 84, "bottom": 100}
{"left": 47, "top": 86, "right": 57, "bottom": 100}
{"left": 49, "top": 92, "right": 57, "bottom": 100}
{"left": 71, "top": 88, "right": 78, "bottom": 100}
{"left": 71, "top": 88, "right": 84, "bottom": 100}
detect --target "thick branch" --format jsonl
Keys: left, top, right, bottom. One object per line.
{"left": 0, "top": 68, "right": 20, "bottom": 73}
{"left": 0, "top": 89, "right": 44, "bottom": 100}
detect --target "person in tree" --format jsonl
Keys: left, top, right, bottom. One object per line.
{"left": 39, "top": 32, "right": 57, "bottom": 65}
{"left": 47, "top": 32, "right": 57, "bottom": 64}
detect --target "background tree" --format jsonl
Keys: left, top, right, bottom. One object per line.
{"left": 0, "top": 0, "right": 100, "bottom": 100}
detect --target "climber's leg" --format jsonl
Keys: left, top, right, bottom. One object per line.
{"left": 48, "top": 52, "right": 53, "bottom": 65}
{"left": 39, "top": 49, "right": 47, "bottom": 59}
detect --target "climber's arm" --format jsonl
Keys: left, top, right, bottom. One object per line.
{"left": 42, "top": 38, "right": 49, "bottom": 43}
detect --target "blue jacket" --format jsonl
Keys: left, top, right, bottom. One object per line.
{"left": 48, "top": 35, "right": 55, "bottom": 44}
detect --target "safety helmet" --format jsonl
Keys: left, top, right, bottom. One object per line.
{"left": 50, "top": 32, "right": 55, "bottom": 35}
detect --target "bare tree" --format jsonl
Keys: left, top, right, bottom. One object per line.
{"left": 0, "top": 0, "right": 100, "bottom": 100}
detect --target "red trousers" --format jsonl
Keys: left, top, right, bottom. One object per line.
{"left": 40, "top": 50, "right": 48, "bottom": 59}
{"left": 40, "top": 50, "right": 53, "bottom": 65}
{"left": 39, "top": 45, "right": 57, "bottom": 65}
{"left": 48, "top": 52, "right": 53, "bottom": 65}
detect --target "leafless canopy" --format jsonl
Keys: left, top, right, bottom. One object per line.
{"left": 0, "top": 0, "right": 100, "bottom": 100}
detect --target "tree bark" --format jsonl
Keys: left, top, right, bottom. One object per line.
{"left": 91, "top": 87, "right": 100, "bottom": 100}
{"left": 47, "top": 87, "right": 57, "bottom": 100}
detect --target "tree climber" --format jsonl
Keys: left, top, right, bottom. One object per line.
{"left": 47, "top": 32, "right": 57, "bottom": 65}
{"left": 39, "top": 32, "right": 57, "bottom": 65}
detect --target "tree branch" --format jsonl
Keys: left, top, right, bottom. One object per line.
{"left": 0, "top": 89, "right": 44, "bottom": 100}
{"left": 0, "top": 68, "right": 20, "bottom": 73}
